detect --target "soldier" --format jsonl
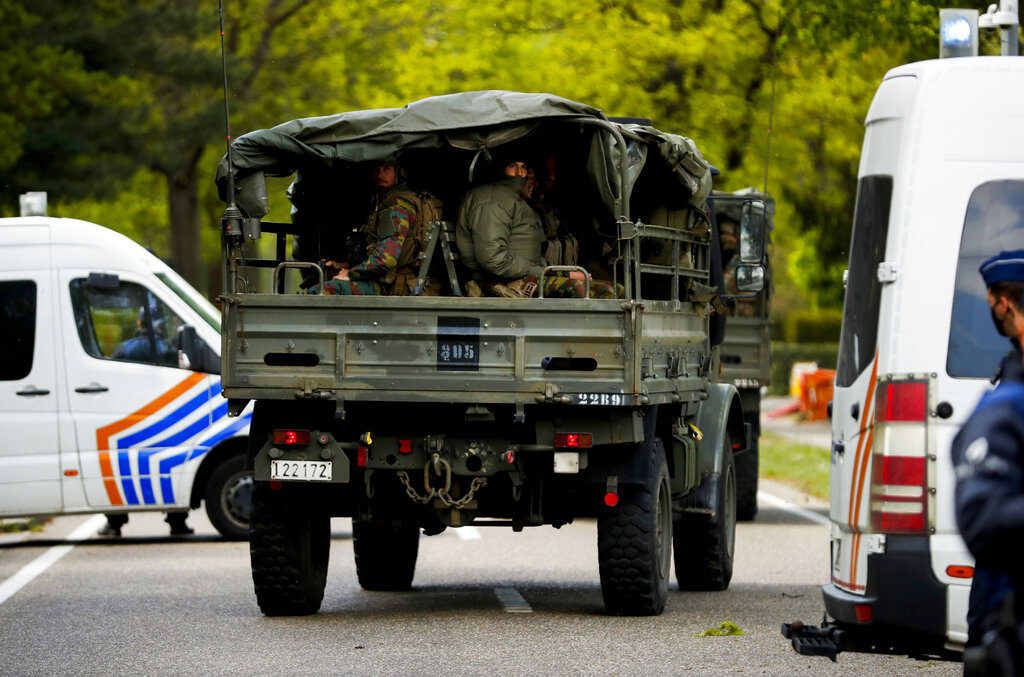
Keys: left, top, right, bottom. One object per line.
{"left": 312, "top": 161, "right": 419, "bottom": 296}
{"left": 952, "top": 249, "right": 1024, "bottom": 675}
{"left": 457, "top": 153, "right": 620, "bottom": 299}
{"left": 534, "top": 155, "right": 580, "bottom": 268}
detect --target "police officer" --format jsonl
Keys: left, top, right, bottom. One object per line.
{"left": 952, "top": 249, "right": 1024, "bottom": 675}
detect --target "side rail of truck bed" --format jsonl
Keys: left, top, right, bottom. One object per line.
{"left": 221, "top": 295, "right": 712, "bottom": 411}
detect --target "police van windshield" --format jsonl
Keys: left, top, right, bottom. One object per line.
{"left": 155, "top": 272, "right": 221, "bottom": 333}
{"left": 947, "top": 180, "right": 1024, "bottom": 378}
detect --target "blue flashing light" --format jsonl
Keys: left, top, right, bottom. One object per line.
{"left": 939, "top": 9, "right": 979, "bottom": 58}
{"left": 941, "top": 17, "right": 973, "bottom": 46}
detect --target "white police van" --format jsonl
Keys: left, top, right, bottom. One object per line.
{"left": 0, "top": 196, "right": 252, "bottom": 539}
{"left": 824, "top": 56, "right": 1024, "bottom": 651}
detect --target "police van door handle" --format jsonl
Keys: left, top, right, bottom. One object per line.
{"left": 16, "top": 386, "right": 51, "bottom": 396}
{"left": 75, "top": 384, "right": 109, "bottom": 393}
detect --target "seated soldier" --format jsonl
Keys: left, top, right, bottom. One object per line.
{"left": 308, "top": 161, "right": 419, "bottom": 296}
{"left": 533, "top": 156, "right": 580, "bottom": 268}
{"left": 456, "top": 152, "right": 622, "bottom": 299}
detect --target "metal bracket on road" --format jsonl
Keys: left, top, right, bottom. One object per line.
{"left": 781, "top": 619, "right": 847, "bottom": 662}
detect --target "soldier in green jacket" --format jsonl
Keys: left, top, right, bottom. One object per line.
{"left": 457, "top": 155, "right": 621, "bottom": 299}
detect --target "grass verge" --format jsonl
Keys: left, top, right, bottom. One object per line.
{"left": 0, "top": 518, "right": 45, "bottom": 533}
{"left": 760, "top": 432, "right": 830, "bottom": 500}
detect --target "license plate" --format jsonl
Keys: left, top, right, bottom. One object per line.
{"left": 570, "top": 393, "right": 631, "bottom": 406}
{"left": 270, "top": 460, "right": 332, "bottom": 481}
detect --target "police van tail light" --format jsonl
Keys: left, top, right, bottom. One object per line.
{"left": 870, "top": 379, "right": 929, "bottom": 534}
{"left": 875, "top": 381, "right": 927, "bottom": 422}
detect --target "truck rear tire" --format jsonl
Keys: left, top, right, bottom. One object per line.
{"left": 353, "top": 519, "right": 420, "bottom": 591}
{"left": 205, "top": 454, "right": 251, "bottom": 540}
{"left": 598, "top": 440, "right": 671, "bottom": 616}
{"left": 250, "top": 482, "right": 330, "bottom": 615}
{"left": 673, "top": 436, "right": 736, "bottom": 591}
{"left": 735, "top": 439, "right": 759, "bottom": 522}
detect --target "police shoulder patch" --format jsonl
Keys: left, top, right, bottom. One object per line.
{"left": 965, "top": 436, "right": 989, "bottom": 465}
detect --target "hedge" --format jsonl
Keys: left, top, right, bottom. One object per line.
{"left": 769, "top": 341, "right": 840, "bottom": 396}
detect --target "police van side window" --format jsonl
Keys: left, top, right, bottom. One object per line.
{"left": 836, "top": 175, "right": 893, "bottom": 388}
{"left": 947, "top": 180, "right": 1024, "bottom": 378}
{"left": 69, "top": 279, "right": 187, "bottom": 368}
{"left": 0, "top": 280, "right": 36, "bottom": 381}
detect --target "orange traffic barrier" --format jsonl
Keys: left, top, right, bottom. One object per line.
{"left": 800, "top": 369, "right": 836, "bottom": 421}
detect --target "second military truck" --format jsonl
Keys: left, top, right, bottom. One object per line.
{"left": 217, "top": 92, "right": 767, "bottom": 616}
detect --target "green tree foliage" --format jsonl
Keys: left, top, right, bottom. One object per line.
{"left": 0, "top": 0, "right": 1011, "bottom": 304}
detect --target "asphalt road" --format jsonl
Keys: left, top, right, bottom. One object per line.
{"left": 0, "top": 487, "right": 960, "bottom": 676}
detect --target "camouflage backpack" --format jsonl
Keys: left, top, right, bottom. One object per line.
{"left": 390, "top": 190, "right": 443, "bottom": 296}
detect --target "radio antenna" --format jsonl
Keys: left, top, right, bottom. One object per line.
{"left": 218, "top": 0, "right": 243, "bottom": 299}
{"left": 762, "top": 12, "right": 781, "bottom": 195}
{"left": 219, "top": 0, "right": 238, "bottom": 214}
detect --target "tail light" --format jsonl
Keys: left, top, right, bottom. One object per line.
{"left": 870, "top": 380, "right": 929, "bottom": 533}
{"left": 273, "top": 429, "right": 310, "bottom": 446}
{"left": 554, "top": 433, "right": 593, "bottom": 449}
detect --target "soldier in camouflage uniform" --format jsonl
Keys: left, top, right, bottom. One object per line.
{"left": 311, "top": 162, "right": 418, "bottom": 296}
{"left": 457, "top": 155, "right": 622, "bottom": 299}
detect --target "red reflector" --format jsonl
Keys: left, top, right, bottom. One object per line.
{"left": 946, "top": 565, "right": 975, "bottom": 579}
{"left": 554, "top": 433, "right": 593, "bottom": 449}
{"left": 272, "top": 429, "right": 311, "bottom": 446}
{"left": 604, "top": 492, "right": 619, "bottom": 507}
{"left": 876, "top": 381, "right": 927, "bottom": 422}
{"left": 269, "top": 480, "right": 283, "bottom": 491}
{"left": 854, "top": 604, "right": 872, "bottom": 623}
{"left": 872, "top": 456, "right": 926, "bottom": 486}
{"left": 398, "top": 439, "right": 413, "bottom": 454}
{"left": 64, "top": 469, "right": 78, "bottom": 477}
{"left": 356, "top": 446, "right": 367, "bottom": 467}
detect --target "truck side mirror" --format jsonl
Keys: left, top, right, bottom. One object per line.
{"left": 739, "top": 200, "right": 767, "bottom": 263}
{"left": 734, "top": 264, "right": 765, "bottom": 293}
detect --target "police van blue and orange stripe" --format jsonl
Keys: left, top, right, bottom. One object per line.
{"left": 96, "top": 373, "right": 251, "bottom": 507}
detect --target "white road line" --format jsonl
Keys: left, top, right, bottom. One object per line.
{"left": 455, "top": 526, "right": 481, "bottom": 540}
{"left": 493, "top": 587, "right": 532, "bottom": 613}
{"left": 0, "top": 514, "right": 106, "bottom": 607}
{"left": 758, "top": 491, "right": 830, "bottom": 526}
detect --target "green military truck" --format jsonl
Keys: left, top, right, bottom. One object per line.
{"left": 216, "top": 92, "right": 767, "bottom": 616}
{"left": 714, "top": 189, "right": 774, "bottom": 520}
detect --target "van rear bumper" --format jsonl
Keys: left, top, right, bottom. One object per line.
{"left": 822, "top": 535, "right": 947, "bottom": 637}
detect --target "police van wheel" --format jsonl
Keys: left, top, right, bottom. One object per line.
{"left": 597, "top": 439, "right": 671, "bottom": 616}
{"left": 250, "top": 482, "right": 330, "bottom": 615}
{"left": 673, "top": 436, "right": 736, "bottom": 591}
{"left": 353, "top": 519, "right": 420, "bottom": 590}
{"left": 735, "top": 440, "right": 759, "bottom": 522}
{"left": 205, "top": 454, "right": 251, "bottom": 541}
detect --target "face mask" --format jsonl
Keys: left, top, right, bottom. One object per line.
{"left": 991, "top": 306, "right": 1010, "bottom": 337}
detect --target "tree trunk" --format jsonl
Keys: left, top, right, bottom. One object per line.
{"left": 167, "top": 154, "right": 203, "bottom": 289}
